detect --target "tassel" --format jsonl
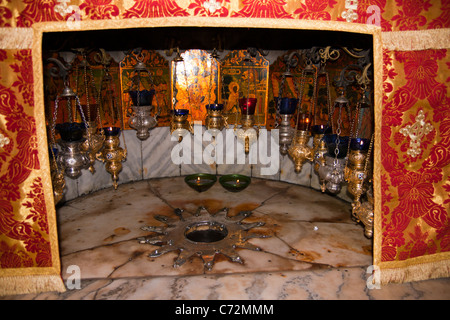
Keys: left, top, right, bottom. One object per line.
{"left": 0, "top": 274, "right": 66, "bottom": 296}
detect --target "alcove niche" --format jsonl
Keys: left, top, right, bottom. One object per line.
{"left": 34, "top": 18, "right": 382, "bottom": 278}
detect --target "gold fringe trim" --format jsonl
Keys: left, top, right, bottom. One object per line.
{"left": 382, "top": 28, "right": 450, "bottom": 51}
{"left": 0, "top": 27, "right": 33, "bottom": 49}
{"left": 379, "top": 258, "right": 450, "bottom": 285}
{"left": 0, "top": 274, "right": 66, "bottom": 296}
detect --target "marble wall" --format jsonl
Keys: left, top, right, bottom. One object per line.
{"left": 61, "top": 126, "right": 352, "bottom": 203}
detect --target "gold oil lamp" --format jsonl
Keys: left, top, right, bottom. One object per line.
{"left": 74, "top": 49, "right": 105, "bottom": 174}
{"left": 205, "top": 51, "right": 227, "bottom": 135}
{"left": 344, "top": 84, "right": 373, "bottom": 202}
{"left": 352, "top": 185, "right": 374, "bottom": 238}
{"left": 345, "top": 136, "right": 372, "bottom": 201}
{"left": 288, "top": 112, "right": 314, "bottom": 172}
{"left": 49, "top": 147, "right": 65, "bottom": 205}
{"left": 235, "top": 50, "right": 259, "bottom": 154}
{"left": 127, "top": 50, "right": 160, "bottom": 140}
{"left": 96, "top": 126, "right": 127, "bottom": 190}
{"left": 170, "top": 50, "right": 193, "bottom": 142}
{"left": 236, "top": 97, "right": 258, "bottom": 154}
{"left": 170, "top": 108, "right": 192, "bottom": 142}
{"left": 205, "top": 103, "right": 227, "bottom": 134}
{"left": 318, "top": 89, "right": 350, "bottom": 194}
{"left": 312, "top": 124, "right": 332, "bottom": 178}
{"left": 288, "top": 61, "right": 317, "bottom": 172}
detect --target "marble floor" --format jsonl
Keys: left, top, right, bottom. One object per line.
{"left": 3, "top": 177, "right": 450, "bottom": 300}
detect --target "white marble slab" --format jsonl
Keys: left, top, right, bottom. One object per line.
{"left": 142, "top": 126, "right": 181, "bottom": 179}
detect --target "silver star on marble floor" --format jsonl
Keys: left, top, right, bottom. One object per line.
{"left": 138, "top": 206, "right": 269, "bottom": 270}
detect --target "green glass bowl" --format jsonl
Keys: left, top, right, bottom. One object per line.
{"left": 219, "top": 174, "right": 251, "bottom": 192}
{"left": 185, "top": 173, "right": 217, "bottom": 192}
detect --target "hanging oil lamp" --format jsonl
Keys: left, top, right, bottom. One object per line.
{"left": 53, "top": 82, "right": 90, "bottom": 180}
{"left": 236, "top": 97, "right": 258, "bottom": 154}
{"left": 344, "top": 87, "right": 373, "bottom": 200}
{"left": 288, "top": 112, "right": 314, "bottom": 172}
{"left": 351, "top": 185, "right": 374, "bottom": 238}
{"left": 170, "top": 50, "right": 193, "bottom": 142}
{"left": 312, "top": 124, "right": 331, "bottom": 182}
{"left": 288, "top": 61, "right": 316, "bottom": 172}
{"left": 127, "top": 50, "right": 159, "bottom": 140}
{"left": 205, "top": 52, "right": 227, "bottom": 135}
{"left": 345, "top": 136, "right": 372, "bottom": 202}
{"left": 170, "top": 108, "right": 192, "bottom": 142}
{"left": 96, "top": 126, "right": 127, "bottom": 190}
{"left": 74, "top": 51, "right": 105, "bottom": 174}
{"left": 277, "top": 98, "right": 297, "bottom": 155}
{"left": 235, "top": 50, "right": 258, "bottom": 154}
{"left": 312, "top": 61, "right": 333, "bottom": 177}
{"left": 318, "top": 89, "right": 350, "bottom": 193}
{"left": 205, "top": 103, "right": 227, "bottom": 134}
{"left": 49, "top": 147, "right": 65, "bottom": 205}
{"left": 275, "top": 52, "right": 300, "bottom": 155}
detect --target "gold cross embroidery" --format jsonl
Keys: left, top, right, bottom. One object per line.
{"left": 399, "top": 109, "right": 433, "bottom": 158}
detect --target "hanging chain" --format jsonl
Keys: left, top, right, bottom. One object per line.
{"left": 333, "top": 104, "right": 343, "bottom": 166}
{"left": 325, "top": 72, "right": 333, "bottom": 132}
{"left": 83, "top": 62, "right": 91, "bottom": 122}
{"left": 364, "top": 133, "right": 374, "bottom": 177}
{"left": 274, "top": 61, "right": 289, "bottom": 128}
{"left": 344, "top": 98, "right": 360, "bottom": 169}
{"left": 172, "top": 54, "right": 178, "bottom": 109}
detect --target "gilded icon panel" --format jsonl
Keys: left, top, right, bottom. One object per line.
{"left": 221, "top": 50, "right": 269, "bottom": 126}
{"left": 171, "top": 49, "right": 219, "bottom": 123}
{"left": 119, "top": 50, "right": 171, "bottom": 128}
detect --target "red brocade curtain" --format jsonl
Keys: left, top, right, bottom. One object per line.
{"left": 0, "top": 0, "right": 448, "bottom": 295}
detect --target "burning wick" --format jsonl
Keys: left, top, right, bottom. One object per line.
{"left": 197, "top": 177, "right": 201, "bottom": 184}
{"left": 236, "top": 179, "right": 240, "bottom": 185}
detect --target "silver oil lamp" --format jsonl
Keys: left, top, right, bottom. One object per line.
{"left": 52, "top": 83, "right": 90, "bottom": 180}
{"left": 318, "top": 90, "right": 350, "bottom": 193}
{"left": 277, "top": 97, "right": 298, "bottom": 155}
{"left": 127, "top": 50, "right": 160, "bottom": 140}
{"left": 311, "top": 61, "right": 333, "bottom": 177}
{"left": 275, "top": 52, "right": 300, "bottom": 155}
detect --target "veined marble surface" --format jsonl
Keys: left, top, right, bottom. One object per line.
{"left": 3, "top": 177, "right": 449, "bottom": 300}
